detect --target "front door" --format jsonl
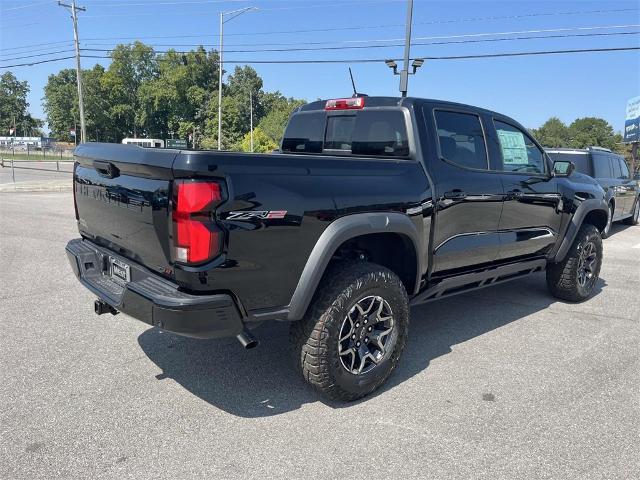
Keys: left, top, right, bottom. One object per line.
{"left": 427, "top": 108, "right": 504, "bottom": 274}
{"left": 488, "top": 118, "right": 563, "bottom": 260}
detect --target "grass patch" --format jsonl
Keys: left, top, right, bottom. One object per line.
{"left": 0, "top": 152, "right": 74, "bottom": 162}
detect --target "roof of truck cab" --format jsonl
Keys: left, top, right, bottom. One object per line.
{"left": 297, "top": 96, "right": 505, "bottom": 117}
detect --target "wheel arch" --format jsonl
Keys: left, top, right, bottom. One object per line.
{"left": 553, "top": 198, "right": 608, "bottom": 263}
{"left": 287, "top": 212, "right": 423, "bottom": 321}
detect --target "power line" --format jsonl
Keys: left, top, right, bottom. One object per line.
{"left": 3, "top": 29, "right": 639, "bottom": 63}
{"left": 73, "top": 31, "right": 640, "bottom": 57}
{"left": 4, "top": 22, "right": 637, "bottom": 60}
{"left": 2, "top": 46, "right": 639, "bottom": 69}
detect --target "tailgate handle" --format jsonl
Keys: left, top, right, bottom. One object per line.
{"left": 94, "top": 161, "right": 120, "bottom": 179}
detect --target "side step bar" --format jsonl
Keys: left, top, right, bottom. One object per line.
{"left": 410, "top": 259, "right": 547, "bottom": 306}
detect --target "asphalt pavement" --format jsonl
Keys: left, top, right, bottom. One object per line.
{"left": 1, "top": 192, "right": 638, "bottom": 479}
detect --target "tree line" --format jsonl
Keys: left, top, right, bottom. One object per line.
{"left": 0, "top": 43, "right": 633, "bottom": 160}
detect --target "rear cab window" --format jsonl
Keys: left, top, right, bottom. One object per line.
{"left": 281, "top": 109, "right": 410, "bottom": 157}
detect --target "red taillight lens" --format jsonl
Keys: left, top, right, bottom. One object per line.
{"left": 173, "top": 180, "right": 224, "bottom": 264}
{"left": 325, "top": 97, "right": 365, "bottom": 110}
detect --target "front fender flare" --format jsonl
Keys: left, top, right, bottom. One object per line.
{"left": 287, "top": 212, "right": 422, "bottom": 321}
{"left": 553, "top": 198, "right": 608, "bottom": 263}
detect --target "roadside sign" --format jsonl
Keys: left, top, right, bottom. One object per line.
{"left": 624, "top": 96, "right": 640, "bottom": 143}
{"left": 166, "top": 138, "right": 188, "bottom": 149}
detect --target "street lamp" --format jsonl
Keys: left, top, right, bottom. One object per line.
{"left": 218, "top": 6, "right": 258, "bottom": 151}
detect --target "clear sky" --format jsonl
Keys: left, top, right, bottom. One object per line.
{"left": 1, "top": 0, "right": 639, "bottom": 132}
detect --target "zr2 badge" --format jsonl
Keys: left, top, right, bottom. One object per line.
{"left": 226, "top": 210, "right": 287, "bottom": 220}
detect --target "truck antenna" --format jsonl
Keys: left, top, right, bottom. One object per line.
{"left": 349, "top": 68, "right": 358, "bottom": 97}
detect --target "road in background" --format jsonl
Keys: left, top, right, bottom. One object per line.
{"left": 1, "top": 192, "right": 638, "bottom": 479}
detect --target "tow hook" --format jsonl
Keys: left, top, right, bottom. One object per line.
{"left": 236, "top": 330, "right": 259, "bottom": 349}
{"left": 94, "top": 299, "right": 118, "bottom": 316}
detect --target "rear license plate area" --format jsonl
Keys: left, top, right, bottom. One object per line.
{"left": 109, "top": 257, "right": 131, "bottom": 284}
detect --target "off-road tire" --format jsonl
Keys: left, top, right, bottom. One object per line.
{"left": 623, "top": 196, "right": 639, "bottom": 225}
{"left": 601, "top": 203, "right": 614, "bottom": 238}
{"left": 290, "top": 262, "right": 409, "bottom": 402}
{"left": 546, "top": 224, "right": 603, "bottom": 302}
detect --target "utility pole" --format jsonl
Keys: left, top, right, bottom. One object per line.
{"left": 58, "top": 0, "right": 87, "bottom": 144}
{"left": 384, "top": 0, "right": 423, "bottom": 96}
{"left": 217, "top": 6, "right": 257, "bottom": 150}
{"left": 400, "top": 0, "right": 414, "bottom": 97}
{"left": 249, "top": 89, "right": 254, "bottom": 152}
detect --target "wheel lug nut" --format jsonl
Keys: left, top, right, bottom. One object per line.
{"left": 352, "top": 334, "right": 356, "bottom": 339}
{"left": 356, "top": 341, "right": 361, "bottom": 347}
{"left": 365, "top": 337, "right": 369, "bottom": 342}
{"left": 368, "top": 326, "right": 372, "bottom": 332}
{"left": 355, "top": 322, "right": 360, "bottom": 328}
{"left": 364, "top": 319, "right": 368, "bottom": 324}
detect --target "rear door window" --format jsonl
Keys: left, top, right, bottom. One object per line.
{"left": 592, "top": 153, "right": 612, "bottom": 178}
{"left": 610, "top": 155, "right": 623, "bottom": 179}
{"left": 617, "top": 156, "right": 630, "bottom": 179}
{"left": 433, "top": 110, "right": 488, "bottom": 170}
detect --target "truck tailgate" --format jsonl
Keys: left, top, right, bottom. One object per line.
{"left": 73, "top": 143, "right": 178, "bottom": 275}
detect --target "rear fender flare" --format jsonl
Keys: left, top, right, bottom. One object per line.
{"left": 287, "top": 212, "right": 422, "bottom": 321}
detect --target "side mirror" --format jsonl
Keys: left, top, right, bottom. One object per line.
{"left": 553, "top": 160, "right": 575, "bottom": 177}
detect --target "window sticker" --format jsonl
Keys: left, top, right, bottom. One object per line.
{"left": 497, "top": 129, "right": 528, "bottom": 165}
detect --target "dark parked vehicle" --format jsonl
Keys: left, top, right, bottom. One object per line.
{"left": 546, "top": 147, "right": 640, "bottom": 236}
{"left": 67, "top": 96, "right": 611, "bottom": 401}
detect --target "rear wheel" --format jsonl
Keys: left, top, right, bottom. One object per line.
{"left": 290, "top": 262, "right": 409, "bottom": 401}
{"left": 546, "top": 224, "right": 603, "bottom": 302}
{"left": 623, "top": 196, "right": 639, "bottom": 225}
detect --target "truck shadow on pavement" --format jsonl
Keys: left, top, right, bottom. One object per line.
{"left": 137, "top": 272, "right": 606, "bottom": 417}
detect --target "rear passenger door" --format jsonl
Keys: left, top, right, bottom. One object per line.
{"left": 603, "top": 153, "right": 626, "bottom": 219}
{"left": 488, "top": 118, "right": 563, "bottom": 260}
{"left": 614, "top": 156, "right": 634, "bottom": 214}
{"left": 427, "top": 108, "right": 504, "bottom": 274}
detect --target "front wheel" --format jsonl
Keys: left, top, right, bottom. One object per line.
{"left": 546, "top": 224, "right": 603, "bottom": 302}
{"left": 290, "top": 262, "right": 409, "bottom": 401}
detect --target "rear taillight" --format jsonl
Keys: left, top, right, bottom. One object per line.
{"left": 172, "top": 180, "right": 225, "bottom": 264}
{"left": 325, "top": 97, "right": 365, "bottom": 110}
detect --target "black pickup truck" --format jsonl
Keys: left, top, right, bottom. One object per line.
{"left": 66, "top": 96, "right": 613, "bottom": 401}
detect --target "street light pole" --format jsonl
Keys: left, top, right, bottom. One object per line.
{"left": 217, "top": 6, "right": 257, "bottom": 151}
{"left": 58, "top": 0, "right": 87, "bottom": 143}
{"left": 400, "top": 0, "right": 413, "bottom": 97}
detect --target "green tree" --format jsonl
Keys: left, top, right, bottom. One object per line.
{"left": 102, "top": 42, "right": 157, "bottom": 140}
{"left": 43, "top": 69, "right": 78, "bottom": 142}
{"left": 531, "top": 117, "right": 569, "bottom": 147}
{"left": 137, "top": 47, "right": 219, "bottom": 140}
{"left": 258, "top": 93, "right": 305, "bottom": 144}
{"left": 567, "top": 117, "right": 618, "bottom": 150}
{"left": 239, "top": 127, "right": 278, "bottom": 153}
{"left": 0, "top": 71, "right": 43, "bottom": 136}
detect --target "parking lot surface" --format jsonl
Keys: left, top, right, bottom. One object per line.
{"left": 1, "top": 192, "right": 638, "bottom": 479}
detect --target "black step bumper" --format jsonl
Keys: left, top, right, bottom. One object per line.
{"left": 65, "top": 238, "right": 244, "bottom": 339}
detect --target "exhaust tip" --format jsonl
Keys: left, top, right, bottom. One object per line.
{"left": 236, "top": 331, "right": 259, "bottom": 350}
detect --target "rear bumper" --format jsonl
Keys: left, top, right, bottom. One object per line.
{"left": 65, "top": 238, "right": 244, "bottom": 339}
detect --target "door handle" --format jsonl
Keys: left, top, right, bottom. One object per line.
{"left": 507, "top": 190, "right": 524, "bottom": 200}
{"left": 443, "top": 189, "right": 467, "bottom": 200}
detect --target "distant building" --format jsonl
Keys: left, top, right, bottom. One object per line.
{"left": 0, "top": 136, "right": 56, "bottom": 148}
